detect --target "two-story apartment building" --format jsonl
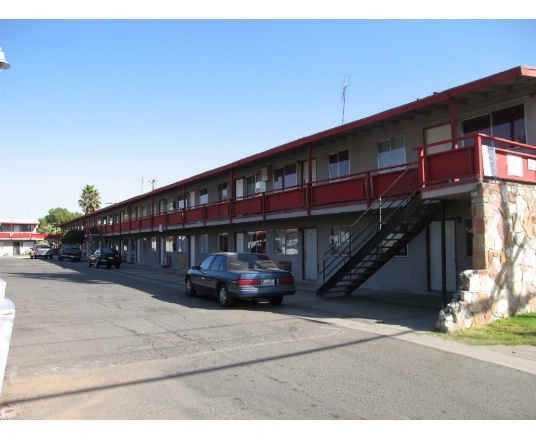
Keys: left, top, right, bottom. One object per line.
{"left": 60, "top": 66, "right": 536, "bottom": 327}
{"left": 0, "top": 219, "right": 47, "bottom": 255}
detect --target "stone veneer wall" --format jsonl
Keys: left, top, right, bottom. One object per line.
{"left": 437, "top": 180, "right": 536, "bottom": 332}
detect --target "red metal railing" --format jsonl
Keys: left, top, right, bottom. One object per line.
{"left": 71, "top": 134, "right": 536, "bottom": 235}
{"left": 415, "top": 133, "right": 536, "bottom": 190}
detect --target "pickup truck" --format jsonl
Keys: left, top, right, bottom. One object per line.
{"left": 30, "top": 244, "right": 54, "bottom": 259}
{"left": 58, "top": 244, "right": 82, "bottom": 262}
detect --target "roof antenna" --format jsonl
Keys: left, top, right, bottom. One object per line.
{"left": 341, "top": 74, "right": 350, "bottom": 125}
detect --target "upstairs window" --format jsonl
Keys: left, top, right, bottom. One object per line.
{"left": 274, "top": 164, "right": 297, "bottom": 191}
{"left": 218, "top": 182, "right": 228, "bottom": 202}
{"left": 463, "top": 104, "right": 526, "bottom": 147}
{"left": 378, "top": 136, "right": 405, "bottom": 169}
{"left": 329, "top": 150, "right": 350, "bottom": 179}
{"left": 177, "top": 194, "right": 186, "bottom": 209}
{"left": 199, "top": 188, "right": 208, "bottom": 205}
{"left": 246, "top": 173, "right": 265, "bottom": 195}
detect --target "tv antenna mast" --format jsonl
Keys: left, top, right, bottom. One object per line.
{"left": 149, "top": 179, "right": 157, "bottom": 191}
{"left": 341, "top": 75, "right": 350, "bottom": 125}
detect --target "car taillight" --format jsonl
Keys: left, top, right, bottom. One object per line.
{"left": 278, "top": 278, "right": 294, "bottom": 285}
{"left": 236, "top": 279, "right": 261, "bottom": 286}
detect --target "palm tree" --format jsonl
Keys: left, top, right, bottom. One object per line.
{"left": 79, "top": 185, "right": 101, "bottom": 214}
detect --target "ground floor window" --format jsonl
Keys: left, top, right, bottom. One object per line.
{"left": 200, "top": 234, "right": 208, "bottom": 253}
{"left": 247, "top": 231, "right": 266, "bottom": 253}
{"left": 165, "top": 236, "right": 174, "bottom": 252}
{"left": 274, "top": 229, "right": 299, "bottom": 255}
{"left": 219, "top": 233, "right": 228, "bottom": 252}
{"left": 176, "top": 236, "right": 188, "bottom": 252}
{"left": 151, "top": 237, "right": 157, "bottom": 252}
{"left": 330, "top": 225, "right": 350, "bottom": 255}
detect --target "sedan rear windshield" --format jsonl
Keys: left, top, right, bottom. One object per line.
{"left": 228, "top": 254, "right": 278, "bottom": 270}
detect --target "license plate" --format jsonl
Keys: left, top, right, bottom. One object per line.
{"left": 262, "top": 279, "right": 275, "bottom": 286}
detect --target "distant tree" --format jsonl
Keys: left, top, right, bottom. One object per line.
{"left": 79, "top": 185, "right": 101, "bottom": 214}
{"left": 61, "top": 229, "right": 85, "bottom": 245}
{"left": 37, "top": 207, "right": 82, "bottom": 234}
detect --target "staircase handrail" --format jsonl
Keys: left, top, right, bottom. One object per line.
{"left": 319, "top": 162, "right": 420, "bottom": 283}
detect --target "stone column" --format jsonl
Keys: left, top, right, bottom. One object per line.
{"left": 437, "top": 180, "right": 536, "bottom": 331}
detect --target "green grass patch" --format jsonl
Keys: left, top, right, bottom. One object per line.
{"left": 434, "top": 312, "right": 536, "bottom": 346}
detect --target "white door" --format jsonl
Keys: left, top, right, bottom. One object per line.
{"left": 304, "top": 228, "right": 318, "bottom": 281}
{"left": 429, "top": 220, "right": 456, "bottom": 292}
{"left": 188, "top": 191, "right": 196, "bottom": 208}
{"left": 236, "top": 232, "right": 245, "bottom": 253}
{"left": 425, "top": 124, "right": 452, "bottom": 155}
{"left": 235, "top": 178, "right": 244, "bottom": 198}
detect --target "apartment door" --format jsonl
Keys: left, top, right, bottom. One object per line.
{"left": 235, "top": 178, "right": 244, "bottom": 198}
{"left": 236, "top": 232, "right": 245, "bottom": 253}
{"left": 429, "top": 220, "right": 457, "bottom": 292}
{"left": 190, "top": 235, "right": 196, "bottom": 267}
{"left": 303, "top": 228, "right": 318, "bottom": 281}
{"left": 424, "top": 124, "right": 452, "bottom": 155}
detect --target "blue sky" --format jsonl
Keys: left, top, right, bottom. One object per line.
{"left": 0, "top": 10, "right": 535, "bottom": 220}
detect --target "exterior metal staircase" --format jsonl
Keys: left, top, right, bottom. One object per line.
{"left": 316, "top": 166, "right": 442, "bottom": 298}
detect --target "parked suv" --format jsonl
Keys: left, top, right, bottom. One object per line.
{"left": 30, "top": 244, "right": 53, "bottom": 259}
{"left": 58, "top": 243, "right": 82, "bottom": 262}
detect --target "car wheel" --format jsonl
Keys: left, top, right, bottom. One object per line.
{"left": 218, "top": 284, "right": 234, "bottom": 308}
{"left": 88, "top": 261, "right": 92, "bottom": 267}
{"left": 185, "top": 277, "right": 197, "bottom": 297}
{"left": 269, "top": 296, "right": 283, "bottom": 306}
{"left": 115, "top": 264, "right": 120, "bottom": 269}
{"left": 107, "top": 264, "right": 111, "bottom": 269}
{"left": 95, "top": 261, "right": 100, "bottom": 268}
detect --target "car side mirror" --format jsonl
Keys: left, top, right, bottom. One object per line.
{"left": 192, "top": 265, "right": 200, "bottom": 270}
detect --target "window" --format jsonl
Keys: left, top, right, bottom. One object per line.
{"left": 274, "top": 229, "right": 299, "bottom": 255}
{"left": 210, "top": 254, "right": 225, "bottom": 271}
{"left": 199, "top": 188, "right": 208, "bottom": 205}
{"left": 177, "top": 194, "right": 186, "bottom": 209}
{"left": 142, "top": 238, "right": 147, "bottom": 251}
{"left": 176, "top": 236, "right": 188, "bottom": 252}
{"left": 151, "top": 237, "right": 157, "bottom": 252}
{"left": 274, "top": 164, "right": 298, "bottom": 191}
{"left": 330, "top": 225, "right": 350, "bottom": 255}
{"left": 165, "top": 236, "right": 174, "bottom": 252}
{"left": 378, "top": 136, "right": 405, "bottom": 169}
{"left": 246, "top": 173, "right": 265, "bottom": 195}
{"left": 465, "top": 218, "right": 473, "bottom": 258}
{"left": 199, "top": 255, "right": 215, "bottom": 271}
{"left": 159, "top": 199, "right": 167, "bottom": 213}
{"left": 328, "top": 150, "right": 350, "bottom": 179}
{"left": 463, "top": 104, "right": 526, "bottom": 147}
{"left": 219, "top": 233, "right": 228, "bottom": 252}
{"left": 200, "top": 234, "right": 208, "bottom": 253}
{"left": 130, "top": 239, "right": 136, "bottom": 251}
{"left": 167, "top": 199, "right": 176, "bottom": 211}
{"left": 247, "top": 231, "right": 266, "bottom": 253}
{"left": 218, "top": 182, "right": 228, "bottom": 202}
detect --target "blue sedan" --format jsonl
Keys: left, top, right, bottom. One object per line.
{"left": 185, "top": 252, "right": 296, "bottom": 307}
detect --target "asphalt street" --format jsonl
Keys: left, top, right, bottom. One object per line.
{"left": 1, "top": 255, "right": 536, "bottom": 422}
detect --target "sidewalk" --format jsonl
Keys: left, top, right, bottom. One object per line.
{"left": 117, "top": 262, "right": 536, "bottom": 374}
